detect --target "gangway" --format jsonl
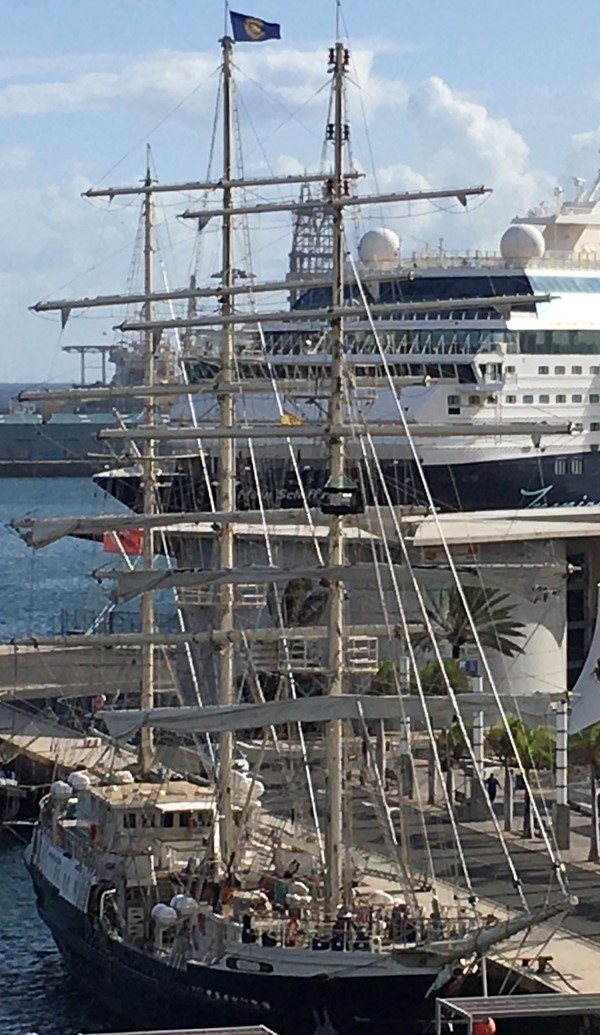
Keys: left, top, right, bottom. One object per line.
{"left": 436, "top": 993, "right": 600, "bottom": 1035}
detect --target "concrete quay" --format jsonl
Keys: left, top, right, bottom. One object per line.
{"left": 350, "top": 782, "right": 600, "bottom": 996}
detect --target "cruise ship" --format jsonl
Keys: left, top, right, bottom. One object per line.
{"left": 96, "top": 172, "right": 600, "bottom": 515}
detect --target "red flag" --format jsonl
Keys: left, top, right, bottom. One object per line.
{"left": 102, "top": 529, "right": 143, "bottom": 555}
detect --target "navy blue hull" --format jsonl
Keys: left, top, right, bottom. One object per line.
{"left": 96, "top": 449, "right": 600, "bottom": 515}
{"left": 29, "top": 863, "right": 444, "bottom": 1035}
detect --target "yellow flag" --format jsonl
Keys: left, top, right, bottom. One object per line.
{"left": 280, "top": 410, "right": 304, "bottom": 426}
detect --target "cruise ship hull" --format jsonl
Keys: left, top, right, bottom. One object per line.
{"left": 95, "top": 447, "right": 600, "bottom": 514}
{"left": 29, "top": 861, "right": 451, "bottom": 1035}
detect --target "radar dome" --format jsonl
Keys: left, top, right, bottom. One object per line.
{"left": 358, "top": 228, "right": 400, "bottom": 269}
{"left": 500, "top": 224, "right": 545, "bottom": 262}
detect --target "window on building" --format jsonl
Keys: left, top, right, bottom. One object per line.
{"left": 555, "top": 366, "right": 565, "bottom": 375}
{"left": 556, "top": 394, "right": 566, "bottom": 403}
{"left": 554, "top": 458, "right": 567, "bottom": 475}
{"left": 572, "top": 365, "right": 583, "bottom": 375}
{"left": 572, "top": 394, "right": 583, "bottom": 403}
{"left": 123, "top": 813, "right": 137, "bottom": 829}
{"left": 538, "top": 365, "right": 549, "bottom": 374}
{"left": 539, "top": 394, "right": 550, "bottom": 404}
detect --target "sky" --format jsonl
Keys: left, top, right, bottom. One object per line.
{"left": 3, "top": 0, "right": 600, "bottom": 383}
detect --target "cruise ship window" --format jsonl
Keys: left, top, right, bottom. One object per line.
{"left": 592, "top": 367, "right": 600, "bottom": 375}
{"left": 555, "top": 366, "right": 565, "bottom": 375}
{"left": 538, "top": 366, "right": 549, "bottom": 375}
{"left": 448, "top": 395, "right": 460, "bottom": 405}
{"left": 572, "top": 394, "right": 583, "bottom": 403}
{"left": 554, "top": 459, "right": 567, "bottom": 474}
{"left": 505, "top": 365, "right": 515, "bottom": 373}
{"left": 539, "top": 394, "right": 550, "bottom": 404}
{"left": 591, "top": 422, "right": 600, "bottom": 431}
{"left": 556, "top": 394, "right": 566, "bottom": 403}
{"left": 572, "top": 366, "right": 583, "bottom": 375}
{"left": 523, "top": 395, "right": 534, "bottom": 403}
{"left": 468, "top": 395, "right": 480, "bottom": 405}
{"left": 571, "top": 457, "right": 584, "bottom": 475}
{"left": 591, "top": 394, "right": 600, "bottom": 403}
{"left": 506, "top": 395, "right": 516, "bottom": 404}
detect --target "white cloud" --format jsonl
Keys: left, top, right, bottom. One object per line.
{"left": 0, "top": 145, "right": 32, "bottom": 172}
{"left": 402, "top": 77, "right": 555, "bottom": 250}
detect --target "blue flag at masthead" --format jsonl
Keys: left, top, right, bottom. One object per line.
{"left": 230, "top": 11, "right": 281, "bottom": 42}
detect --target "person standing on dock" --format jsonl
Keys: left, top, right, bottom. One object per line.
{"left": 484, "top": 773, "right": 500, "bottom": 803}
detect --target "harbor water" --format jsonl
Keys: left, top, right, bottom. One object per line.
{"left": 0, "top": 476, "right": 127, "bottom": 1034}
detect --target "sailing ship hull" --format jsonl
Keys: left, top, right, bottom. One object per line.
{"left": 28, "top": 860, "right": 447, "bottom": 1035}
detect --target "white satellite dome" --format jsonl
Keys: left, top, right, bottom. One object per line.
{"left": 151, "top": 903, "right": 178, "bottom": 927}
{"left": 358, "top": 227, "right": 400, "bottom": 269}
{"left": 50, "top": 780, "right": 72, "bottom": 801}
{"left": 500, "top": 223, "right": 545, "bottom": 262}
{"left": 170, "top": 894, "right": 199, "bottom": 917}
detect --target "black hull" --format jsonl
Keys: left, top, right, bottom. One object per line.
{"left": 94, "top": 449, "right": 600, "bottom": 515}
{"left": 29, "top": 863, "right": 445, "bottom": 1035}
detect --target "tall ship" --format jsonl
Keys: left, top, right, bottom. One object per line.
{"left": 15, "top": 15, "right": 576, "bottom": 1035}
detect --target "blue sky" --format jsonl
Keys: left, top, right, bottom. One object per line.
{"left": 2, "top": 0, "right": 600, "bottom": 382}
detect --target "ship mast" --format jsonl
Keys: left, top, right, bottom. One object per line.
{"left": 217, "top": 33, "right": 236, "bottom": 865}
{"left": 325, "top": 41, "right": 347, "bottom": 916}
{"left": 140, "top": 149, "right": 155, "bottom": 774}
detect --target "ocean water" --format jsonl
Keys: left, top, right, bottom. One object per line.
{"left": 0, "top": 837, "right": 123, "bottom": 1035}
{"left": 0, "top": 477, "right": 128, "bottom": 1035}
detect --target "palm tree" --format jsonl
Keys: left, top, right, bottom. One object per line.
{"left": 268, "top": 578, "right": 328, "bottom": 627}
{"left": 417, "top": 658, "right": 470, "bottom": 696}
{"left": 422, "top": 585, "right": 526, "bottom": 660}
{"left": 570, "top": 724, "right": 600, "bottom": 862}
{"left": 487, "top": 718, "right": 555, "bottom": 837}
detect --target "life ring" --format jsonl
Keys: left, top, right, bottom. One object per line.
{"left": 286, "top": 918, "right": 299, "bottom": 946}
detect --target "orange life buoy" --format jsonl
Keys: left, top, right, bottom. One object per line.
{"left": 473, "top": 1019, "right": 496, "bottom": 1035}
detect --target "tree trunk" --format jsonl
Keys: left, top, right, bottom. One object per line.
{"left": 445, "top": 765, "right": 455, "bottom": 808}
{"left": 590, "top": 767, "right": 599, "bottom": 863}
{"left": 427, "top": 745, "right": 436, "bottom": 805}
{"left": 522, "top": 778, "right": 533, "bottom": 839}
{"left": 503, "top": 763, "right": 513, "bottom": 832}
